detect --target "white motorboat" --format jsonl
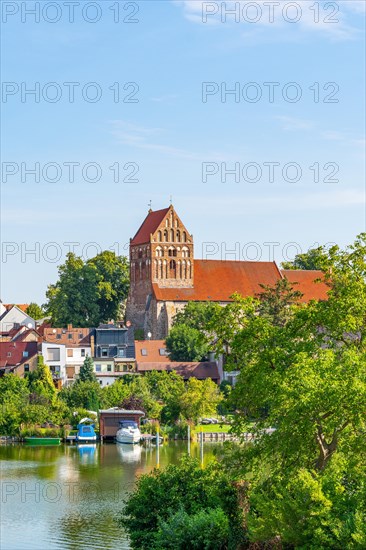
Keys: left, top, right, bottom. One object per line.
{"left": 116, "top": 420, "right": 141, "bottom": 444}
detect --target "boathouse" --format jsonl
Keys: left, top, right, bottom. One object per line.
{"left": 99, "top": 408, "right": 145, "bottom": 440}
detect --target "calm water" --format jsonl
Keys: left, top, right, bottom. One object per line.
{"left": 0, "top": 442, "right": 219, "bottom": 550}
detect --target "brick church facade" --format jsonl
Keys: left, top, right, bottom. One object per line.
{"left": 126, "top": 205, "right": 329, "bottom": 339}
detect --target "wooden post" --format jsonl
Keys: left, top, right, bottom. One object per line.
{"left": 156, "top": 428, "right": 160, "bottom": 469}
{"left": 200, "top": 428, "right": 204, "bottom": 468}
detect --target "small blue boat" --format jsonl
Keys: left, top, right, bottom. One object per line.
{"left": 76, "top": 418, "right": 97, "bottom": 443}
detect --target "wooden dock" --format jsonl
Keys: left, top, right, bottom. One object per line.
{"left": 195, "top": 432, "right": 255, "bottom": 442}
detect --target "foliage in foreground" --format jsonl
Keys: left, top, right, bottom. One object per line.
{"left": 121, "top": 458, "right": 244, "bottom": 550}
{"left": 122, "top": 235, "right": 366, "bottom": 548}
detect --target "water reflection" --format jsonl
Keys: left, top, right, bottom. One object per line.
{"left": 116, "top": 443, "right": 142, "bottom": 464}
{"left": 77, "top": 444, "right": 98, "bottom": 465}
{"left": 0, "top": 442, "right": 221, "bottom": 550}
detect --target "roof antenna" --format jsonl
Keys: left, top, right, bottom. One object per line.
{"left": 148, "top": 200, "right": 152, "bottom": 212}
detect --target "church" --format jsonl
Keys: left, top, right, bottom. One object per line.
{"left": 126, "top": 205, "right": 328, "bottom": 339}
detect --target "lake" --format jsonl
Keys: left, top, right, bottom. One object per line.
{"left": 0, "top": 442, "right": 220, "bottom": 549}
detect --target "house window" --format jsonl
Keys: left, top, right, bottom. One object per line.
{"left": 56, "top": 334, "right": 61, "bottom": 340}
{"left": 107, "top": 364, "right": 112, "bottom": 372}
{"left": 24, "top": 364, "right": 30, "bottom": 372}
{"left": 68, "top": 333, "right": 73, "bottom": 339}
{"left": 79, "top": 333, "right": 83, "bottom": 339}
{"left": 67, "top": 349, "right": 73, "bottom": 357}
{"left": 141, "top": 349, "right": 147, "bottom": 356}
{"left": 23, "top": 351, "right": 29, "bottom": 358}
{"left": 7, "top": 352, "right": 11, "bottom": 357}
{"left": 81, "top": 349, "right": 85, "bottom": 357}
{"left": 95, "top": 364, "right": 101, "bottom": 372}
{"left": 118, "top": 348, "right": 126, "bottom": 358}
{"left": 159, "top": 348, "right": 166, "bottom": 356}
{"left": 123, "top": 365, "right": 128, "bottom": 372}
{"left": 47, "top": 348, "right": 60, "bottom": 361}
{"left": 101, "top": 348, "right": 108, "bottom": 357}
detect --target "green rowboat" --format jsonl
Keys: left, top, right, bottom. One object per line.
{"left": 24, "top": 437, "right": 61, "bottom": 446}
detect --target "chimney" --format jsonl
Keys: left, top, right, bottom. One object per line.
{"left": 67, "top": 324, "right": 72, "bottom": 331}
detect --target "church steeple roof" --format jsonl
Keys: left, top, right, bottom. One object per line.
{"left": 130, "top": 207, "right": 170, "bottom": 245}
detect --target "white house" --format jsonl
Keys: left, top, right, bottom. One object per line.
{"left": 41, "top": 342, "right": 67, "bottom": 385}
{"left": 94, "top": 358, "right": 137, "bottom": 387}
{"left": 0, "top": 306, "right": 35, "bottom": 333}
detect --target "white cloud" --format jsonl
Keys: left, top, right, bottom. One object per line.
{"left": 174, "top": 0, "right": 364, "bottom": 41}
{"left": 275, "top": 116, "right": 315, "bottom": 131}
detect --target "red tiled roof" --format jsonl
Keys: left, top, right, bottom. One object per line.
{"left": 43, "top": 327, "right": 92, "bottom": 347}
{"left": 281, "top": 270, "right": 329, "bottom": 302}
{"left": 153, "top": 260, "right": 282, "bottom": 302}
{"left": 3, "top": 304, "right": 29, "bottom": 313}
{"left": 135, "top": 340, "right": 170, "bottom": 362}
{"left": 136, "top": 361, "right": 220, "bottom": 381}
{"left": 131, "top": 208, "right": 170, "bottom": 245}
{"left": 0, "top": 341, "right": 38, "bottom": 366}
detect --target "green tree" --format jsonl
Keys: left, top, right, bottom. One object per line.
{"left": 25, "top": 302, "right": 45, "bottom": 320}
{"left": 257, "top": 276, "right": 303, "bottom": 327}
{"left": 88, "top": 251, "right": 129, "bottom": 322}
{"left": 45, "top": 251, "right": 129, "bottom": 327}
{"left": 173, "top": 301, "right": 219, "bottom": 331}
{"left": 121, "top": 458, "right": 242, "bottom": 550}
{"left": 78, "top": 355, "right": 95, "bottom": 382}
{"left": 281, "top": 244, "right": 337, "bottom": 270}
{"left": 166, "top": 324, "right": 209, "bottom": 361}
{"left": 213, "top": 234, "right": 366, "bottom": 547}
{"left": 180, "top": 378, "right": 222, "bottom": 423}
{"left": 145, "top": 371, "right": 185, "bottom": 424}
{"left": 0, "top": 375, "right": 30, "bottom": 435}
{"left": 60, "top": 380, "right": 101, "bottom": 411}
{"left": 28, "top": 356, "right": 56, "bottom": 402}
{"left": 101, "top": 379, "right": 131, "bottom": 409}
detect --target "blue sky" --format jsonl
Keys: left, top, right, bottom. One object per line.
{"left": 1, "top": 0, "right": 365, "bottom": 304}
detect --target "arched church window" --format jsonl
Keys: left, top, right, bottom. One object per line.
{"left": 157, "top": 230, "right": 162, "bottom": 242}
{"left": 165, "top": 219, "right": 169, "bottom": 227}
{"left": 176, "top": 230, "right": 180, "bottom": 242}
{"left": 164, "top": 230, "right": 168, "bottom": 242}
{"left": 170, "top": 229, "right": 174, "bottom": 242}
{"left": 154, "top": 260, "right": 158, "bottom": 278}
{"left": 159, "top": 260, "right": 163, "bottom": 279}
{"left": 182, "top": 260, "right": 187, "bottom": 279}
{"left": 169, "top": 260, "right": 176, "bottom": 278}
{"left": 138, "top": 249, "right": 143, "bottom": 259}
{"left": 183, "top": 231, "right": 187, "bottom": 243}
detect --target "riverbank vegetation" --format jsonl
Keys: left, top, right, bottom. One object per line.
{"left": 122, "top": 235, "right": 366, "bottom": 548}
{"left": 0, "top": 365, "right": 226, "bottom": 437}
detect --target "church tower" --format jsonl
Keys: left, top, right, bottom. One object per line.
{"left": 126, "top": 205, "right": 194, "bottom": 335}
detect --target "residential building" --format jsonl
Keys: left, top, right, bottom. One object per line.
{"left": 94, "top": 325, "right": 135, "bottom": 359}
{"left": 0, "top": 341, "right": 38, "bottom": 377}
{"left": 41, "top": 342, "right": 67, "bottom": 386}
{"left": 0, "top": 305, "right": 35, "bottom": 333}
{"left": 136, "top": 361, "right": 221, "bottom": 383}
{"left": 43, "top": 325, "right": 92, "bottom": 385}
{"left": 135, "top": 339, "right": 222, "bottom": 383}
{"left": 93, "top": 358, "right": 136, "bottom": 387}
